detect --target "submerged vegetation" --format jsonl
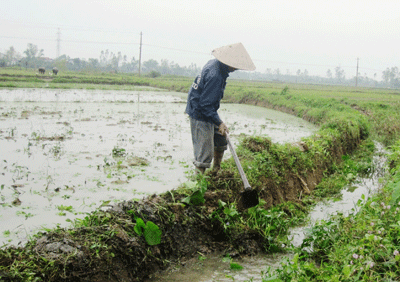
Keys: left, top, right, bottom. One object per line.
{"left": 1, "top": 69, "right": 400, "bottom": 281}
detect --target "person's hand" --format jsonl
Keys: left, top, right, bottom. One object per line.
{"left": 218, "top": 122, "right": 229, "bottom": 136}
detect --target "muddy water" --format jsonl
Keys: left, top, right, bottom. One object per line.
{"left": 147, "top": 252, "right": 287, "bottom": 282}
{"left": 150, "top": 143, "right": 387, "bottom": 282}
{"left": 0, "top": 88, "right": 317, "bottom": 247}
{"left": 290, "top": 142, "right": 387, "bottom": 247}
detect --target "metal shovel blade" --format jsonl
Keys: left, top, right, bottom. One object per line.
{"left": 241, "top": 188, "right": 259, "bottom": 208}
{"left": 226, "top": 133, "right": 259, "bottom": 209}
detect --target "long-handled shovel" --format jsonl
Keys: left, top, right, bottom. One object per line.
{"left": 226, "top": 133, "right": 259, "bottom": 208}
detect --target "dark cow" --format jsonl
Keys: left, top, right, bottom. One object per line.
{"left": 52, "top": 67, "right": 59, "bottom": 75}
{"left": 38, "top": 67, "right": 45, "bottom": 74}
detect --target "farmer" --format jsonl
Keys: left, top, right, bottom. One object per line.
{"left": 185, "top": 43, "right": 256, "bottom": 175}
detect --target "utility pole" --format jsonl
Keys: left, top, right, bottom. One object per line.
{"left": 138, "top": 32, "right": 142, "bottom": 76}
{"left": 355, "top": 57, "right": 359, "bottom": 87}
{"left": 56, "top": 28, "right": 61, "bottom": 59}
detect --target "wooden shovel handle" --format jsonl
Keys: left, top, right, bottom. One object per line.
{"left": 226, "top": 133, "right": 251, "bottom": 190}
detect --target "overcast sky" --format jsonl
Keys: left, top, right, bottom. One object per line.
{"left": 1, "top": 0, "right": 399, "bottom": 78}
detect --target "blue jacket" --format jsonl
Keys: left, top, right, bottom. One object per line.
{"left": 185, "top": 59, "right": 230, "bottom": 126}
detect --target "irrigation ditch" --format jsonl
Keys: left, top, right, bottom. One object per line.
{"left": 148, "top": 142, "right": 387, "bottom": 281}
{"left": 0, "top": 81, "right": 384, "bottom": 281}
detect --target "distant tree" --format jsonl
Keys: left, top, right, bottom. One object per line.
{"left": 110, "top": 51, "right": 122, "bottom": 71}
{"left": 22, "top": 43, "right": 44, "bottom": 68}
{"left": 4, "top": 46, "right": 21, "bottom": 66}
{"left": 100, "top": 49, "right": 110, "bottom": 66}
{"left": 54, "top": 57, "right": 68, "bottom": 71}
{"left": 87, "top": 58, "right": 100, "bottom": 70}
{"left": 24, "top": 43, "right": 44, "bottom": 59}
{"left": 160, "top": 59, "right": 171, "bottom": 75}
{"left": 382, "top": 67, "right": 400, "bottom": 88}
{"left": 121, "top": 54, "right": 127, "bottom": 67}
{"left": 326, "top": 69, "right": 333, "bottom": 79}
{"left": 382, "top": 68, "right": 390, "bottom": 84}
{"left": 274, "top": 68, "right": 281, "bottom": 79}
{"left": 69, "top": 58, "right": 86, "bottom": 71}
{"left": 54, "top": 56, "right": 68, "bottom": 71}
{"left": 335, "top": 66, "right": 345, "bottom": 83}
{"left": 143, "top": 59, "right": 159, "bottom": 72}
{"left": 131, "top": 57, "right": 138, "bottom": 69}
{"left": 146, "top": 70, "right": 161, "bottom": 78}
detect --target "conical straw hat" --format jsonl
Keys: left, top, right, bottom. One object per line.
{"left": 212, "top": 43, "right": 256, "bottom": 71}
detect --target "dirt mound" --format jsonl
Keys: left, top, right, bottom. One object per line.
{"left": 1, "top": 194, "right": 262, "bottom": 282}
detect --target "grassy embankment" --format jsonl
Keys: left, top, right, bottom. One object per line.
{"left": 1, "top": 69, "right": 400, "bottom": 281}
{"left": 0, "top": 68, "right": 189, "bottom": 92}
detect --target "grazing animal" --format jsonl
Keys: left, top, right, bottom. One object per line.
{"left": 38, "top": 67, "right": 45, "bottom": 74}
{"left": 52, "top": 67, "right": 59, "bottom": 75}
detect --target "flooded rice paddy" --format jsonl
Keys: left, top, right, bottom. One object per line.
{"left": 0, "top": 88, "right": 318, "bottom": 247}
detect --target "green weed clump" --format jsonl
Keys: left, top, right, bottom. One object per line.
{"left": 314, "top": 139, "right": 375, "bottom": 198}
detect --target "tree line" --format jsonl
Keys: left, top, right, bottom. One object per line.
{"left": 1, "top": 43, "right": 399, "bottom": 88}
{"left": 231, "top": 66, "right": 399, "bottom": 88}
{"left": 0, "top": 43, "right": 202, "bottom": 78}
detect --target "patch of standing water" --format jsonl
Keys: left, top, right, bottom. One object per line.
{"left": 148, "top": 142, "right": 388, "bottom": 282}
{"left": 290, "top": 142, "right": 387, "bottom": 247}
{"left": 146, "top": 252, "right": 286, "bottom": 282}
{"left": 0, "top": 88, "right": 317, "bottom": 247}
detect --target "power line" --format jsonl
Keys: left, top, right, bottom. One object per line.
{"left": 63, "top": 39, "right": 140, "bottom": 45}
{"left": 0, "top": 35, "right": 55, "bottom": 42}
{"left": 0, "top": 35, "right": 140, "bottom": 45}
{"left": 2, "top": 19, "right": 141, "bottom": 35}
{"left": 253, "top": 57, "right": 383, "bottom": 73}
{"left": 143, "top": 43, "right": 209, "bottom": 56}
{"left": 0, "top": 35, "right": 208, "bottom": 55}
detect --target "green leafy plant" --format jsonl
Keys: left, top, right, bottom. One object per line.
{"left": 388, "top": 173, "right": 400, "bottom": 205}
{"left": 181, "top": 176, "right": 208, "bottom": 205}
{"left": 134, "top": 217, "right": 162, "bottom": 246}
{"left": 245, "top": 200, "right": 293, "bottom": 252}
{"left": 230, "top": 262, "right": 244, "bottom": 270}
{"left": 112, "top": 146, "right": 126, "bottom": 158}
{"left": 209, "top": 200, "right": 242, "bottom": 236}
